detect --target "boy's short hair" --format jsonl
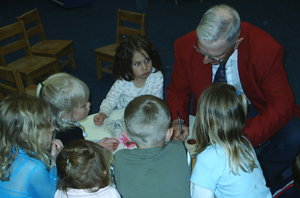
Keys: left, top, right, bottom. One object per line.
{"left": 124, "top": 95, "right": 171, "bottom": 147}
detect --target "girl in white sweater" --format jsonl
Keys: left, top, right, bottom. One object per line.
{"left": 94, "top": 35, "right": 164, "bottom": 126}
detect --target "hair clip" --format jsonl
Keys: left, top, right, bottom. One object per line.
{"left": 164, "top": 138, "right": 169, "bottom": 146}
{"left": 66, "top": 159, "right": 71, "bottom": 165}
{"left": 40, "top": 81, "right": 44, "bottom": 87}
{"left": 236, "top": 91, "right": 241, "bottom": 95}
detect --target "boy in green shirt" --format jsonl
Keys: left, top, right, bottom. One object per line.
{"left": 114, "top": 95, "right": 191, "bottom": 198}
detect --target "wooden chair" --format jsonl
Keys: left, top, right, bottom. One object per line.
{"left": 0, "top": 21, "right": 60, "bottom": 86}
{"left": 16, "top": 8, "right": 76, "bottom": 70}
{"left": 95, "top": 9, "right": 147, "bottom": 79}
{"left": 0, "top": 66, "right": 37, "bottom": 101}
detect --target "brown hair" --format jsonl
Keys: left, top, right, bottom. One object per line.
{"left": 112, "top": 35, "right": 163, "bottom": 81}
{"left": 56, "top": 140, "right": 113, "bottom": 192}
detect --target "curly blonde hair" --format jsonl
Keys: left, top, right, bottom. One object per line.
{"left": 0, "top": 95, "right": 53, "bottom": 181}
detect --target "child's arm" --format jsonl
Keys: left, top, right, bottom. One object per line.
{"left": 50, "top": 139, "right": 63, "bottom": 167}
{"left": 149, "top": 71, "right": 164, "bottom": 99}
{"left": 94, "top": 80, "right": 124, "bottom": 125}
{"left": 97, "top": 137, "right": 120, "bottom": 152}
{"left": 191, "top": 184, "right": 214, "bottom": 198}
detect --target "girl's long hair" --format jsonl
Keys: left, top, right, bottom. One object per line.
{"left": 0, "top": 95, "right": 53, "bottom": 181}
{"left": 193, "top": 83, "right": 256, "bottom": 175}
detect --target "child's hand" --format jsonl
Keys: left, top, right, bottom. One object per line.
{"left": 171, "top": 119, "right": 189, "bottom": 141}
{"left": 94, "top": 113, "right": 107, "bottom": 126}
{"left": 98, "top": 137, "right": 120, "bottom": 152}
{"left": 50, "top": 139, "right": 64, "bottom": 166}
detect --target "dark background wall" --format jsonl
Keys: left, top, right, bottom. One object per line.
{"left": 1, "top": 0, "right": 299, "bottom": 114}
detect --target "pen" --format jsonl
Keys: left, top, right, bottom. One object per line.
{"left": 177, "top": 110, "right": 183, "bottom": 135}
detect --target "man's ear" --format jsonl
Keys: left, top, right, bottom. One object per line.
{"left": 234, "top": 37, "right": 244, "bottom": 50}
{"left": 124, "top": 130, "right": 132, "bottom": 141}
{"left": 165, "top": 128, "right": 174, "bottom": 142}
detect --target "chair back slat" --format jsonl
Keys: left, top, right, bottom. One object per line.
{"left": 0, "top": 21, "right": 32, "bottom": 64}
{"left": 0, "top": 66, "right": 26, "bottom": 99}
{"left": 1, "top": 40, "right": 28, "bottom": 56}
{"left": 16, "top": 8, "right": 47, "bottom": 40}
{"left": 116, "top": 9, "right": 147, "bottom": 44}
{"left": 0, "top": 22, "right": 23, "bottom": 41}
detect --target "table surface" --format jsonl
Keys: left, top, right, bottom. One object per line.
{"left": 79, "top": 109, "right": 197, "bottom": 155}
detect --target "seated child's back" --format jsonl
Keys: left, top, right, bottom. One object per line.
{"left": 113, "top": 95, "right": 191, "bottom": 198}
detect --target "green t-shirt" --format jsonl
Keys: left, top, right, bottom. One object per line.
{"left": 114, "top": 140, "right": 191, "bottom": 198}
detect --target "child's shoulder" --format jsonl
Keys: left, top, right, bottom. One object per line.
{"left": 151, "top": 70, "right": 163, "bottom": 78}
{"left": 197, "top": 144, "right": 226, "bottom": 162}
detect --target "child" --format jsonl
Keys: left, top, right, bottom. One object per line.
{"left": 94, "top": 35, "right": 164, "bottom": 126}
{"left": 190, "top": 83, "right": 272, "bottom": 198}
{"left": 54, "top": 139, "right": 120, "bottom": 198}
{"left": 36, "top": 73, "right": 119, "bottom": 151}
{"left": 0, "top": 95, "right": 63, "bottom": 198}
{"left": 113, "top": 95, "right": 191, "bottom": 198}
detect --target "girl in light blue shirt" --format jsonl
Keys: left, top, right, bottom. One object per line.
{"left": 190, "top": 84, "right": 271, "bottom": 198}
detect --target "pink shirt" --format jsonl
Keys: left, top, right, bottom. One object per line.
{"left": 54, "top": 186, "right": 121, "bottom": 198}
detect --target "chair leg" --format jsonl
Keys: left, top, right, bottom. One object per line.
{"left": 25, "top": 76, "right": 34, "bottom": 86}
{"left": 69, "top": 45, "right": 76, "bottom": 69}
{"left": 96, "top": 54, "right": 103, "bottom": 79}
{"left": 54, "top": 61, "right": 60, "bottom": 73}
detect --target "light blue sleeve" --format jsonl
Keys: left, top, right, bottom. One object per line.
{"left": 190, "top": 146, "right": 226, "bottom": 191}
{"left": 28, "top": 164, "right": 57, "bottom": 198}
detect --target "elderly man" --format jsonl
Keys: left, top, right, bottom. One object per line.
{"left": 167, "top": 4, "right": 300, "bottom": 185}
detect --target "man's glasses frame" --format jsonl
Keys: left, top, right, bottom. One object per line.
{"left": 193, "top": 39, "right": 233, "bottom": 63}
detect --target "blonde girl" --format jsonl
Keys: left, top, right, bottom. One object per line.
{"left": 36, "top": 73, "right": 119, "bottom": 151}
{"left": 0, "top": 95, "right": 63, "bottom": 198}
{"left": 190, "top": 83, "right": 271, "bottom": 198}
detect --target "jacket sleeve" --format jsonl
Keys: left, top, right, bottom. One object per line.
{"left": 167, "top": 39, "right": 192, "bottom": 123}
{"left": 243, "top": 44, "right": 295, "bottom": 147}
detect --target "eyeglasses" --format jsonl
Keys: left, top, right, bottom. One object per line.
{"left": 193, "top": 39, "right": 228, "bottom": 63}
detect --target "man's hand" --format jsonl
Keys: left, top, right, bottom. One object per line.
{"left": 171, "top": 119, "right": 189, "bottom": 141}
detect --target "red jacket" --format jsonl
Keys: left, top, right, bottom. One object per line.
{"left": 167, "top": 22, "right": 300, "bottom": 147}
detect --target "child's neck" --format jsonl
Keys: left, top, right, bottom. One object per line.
{"left": 133, "top": 78, "right": 147, "bottom": 88}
